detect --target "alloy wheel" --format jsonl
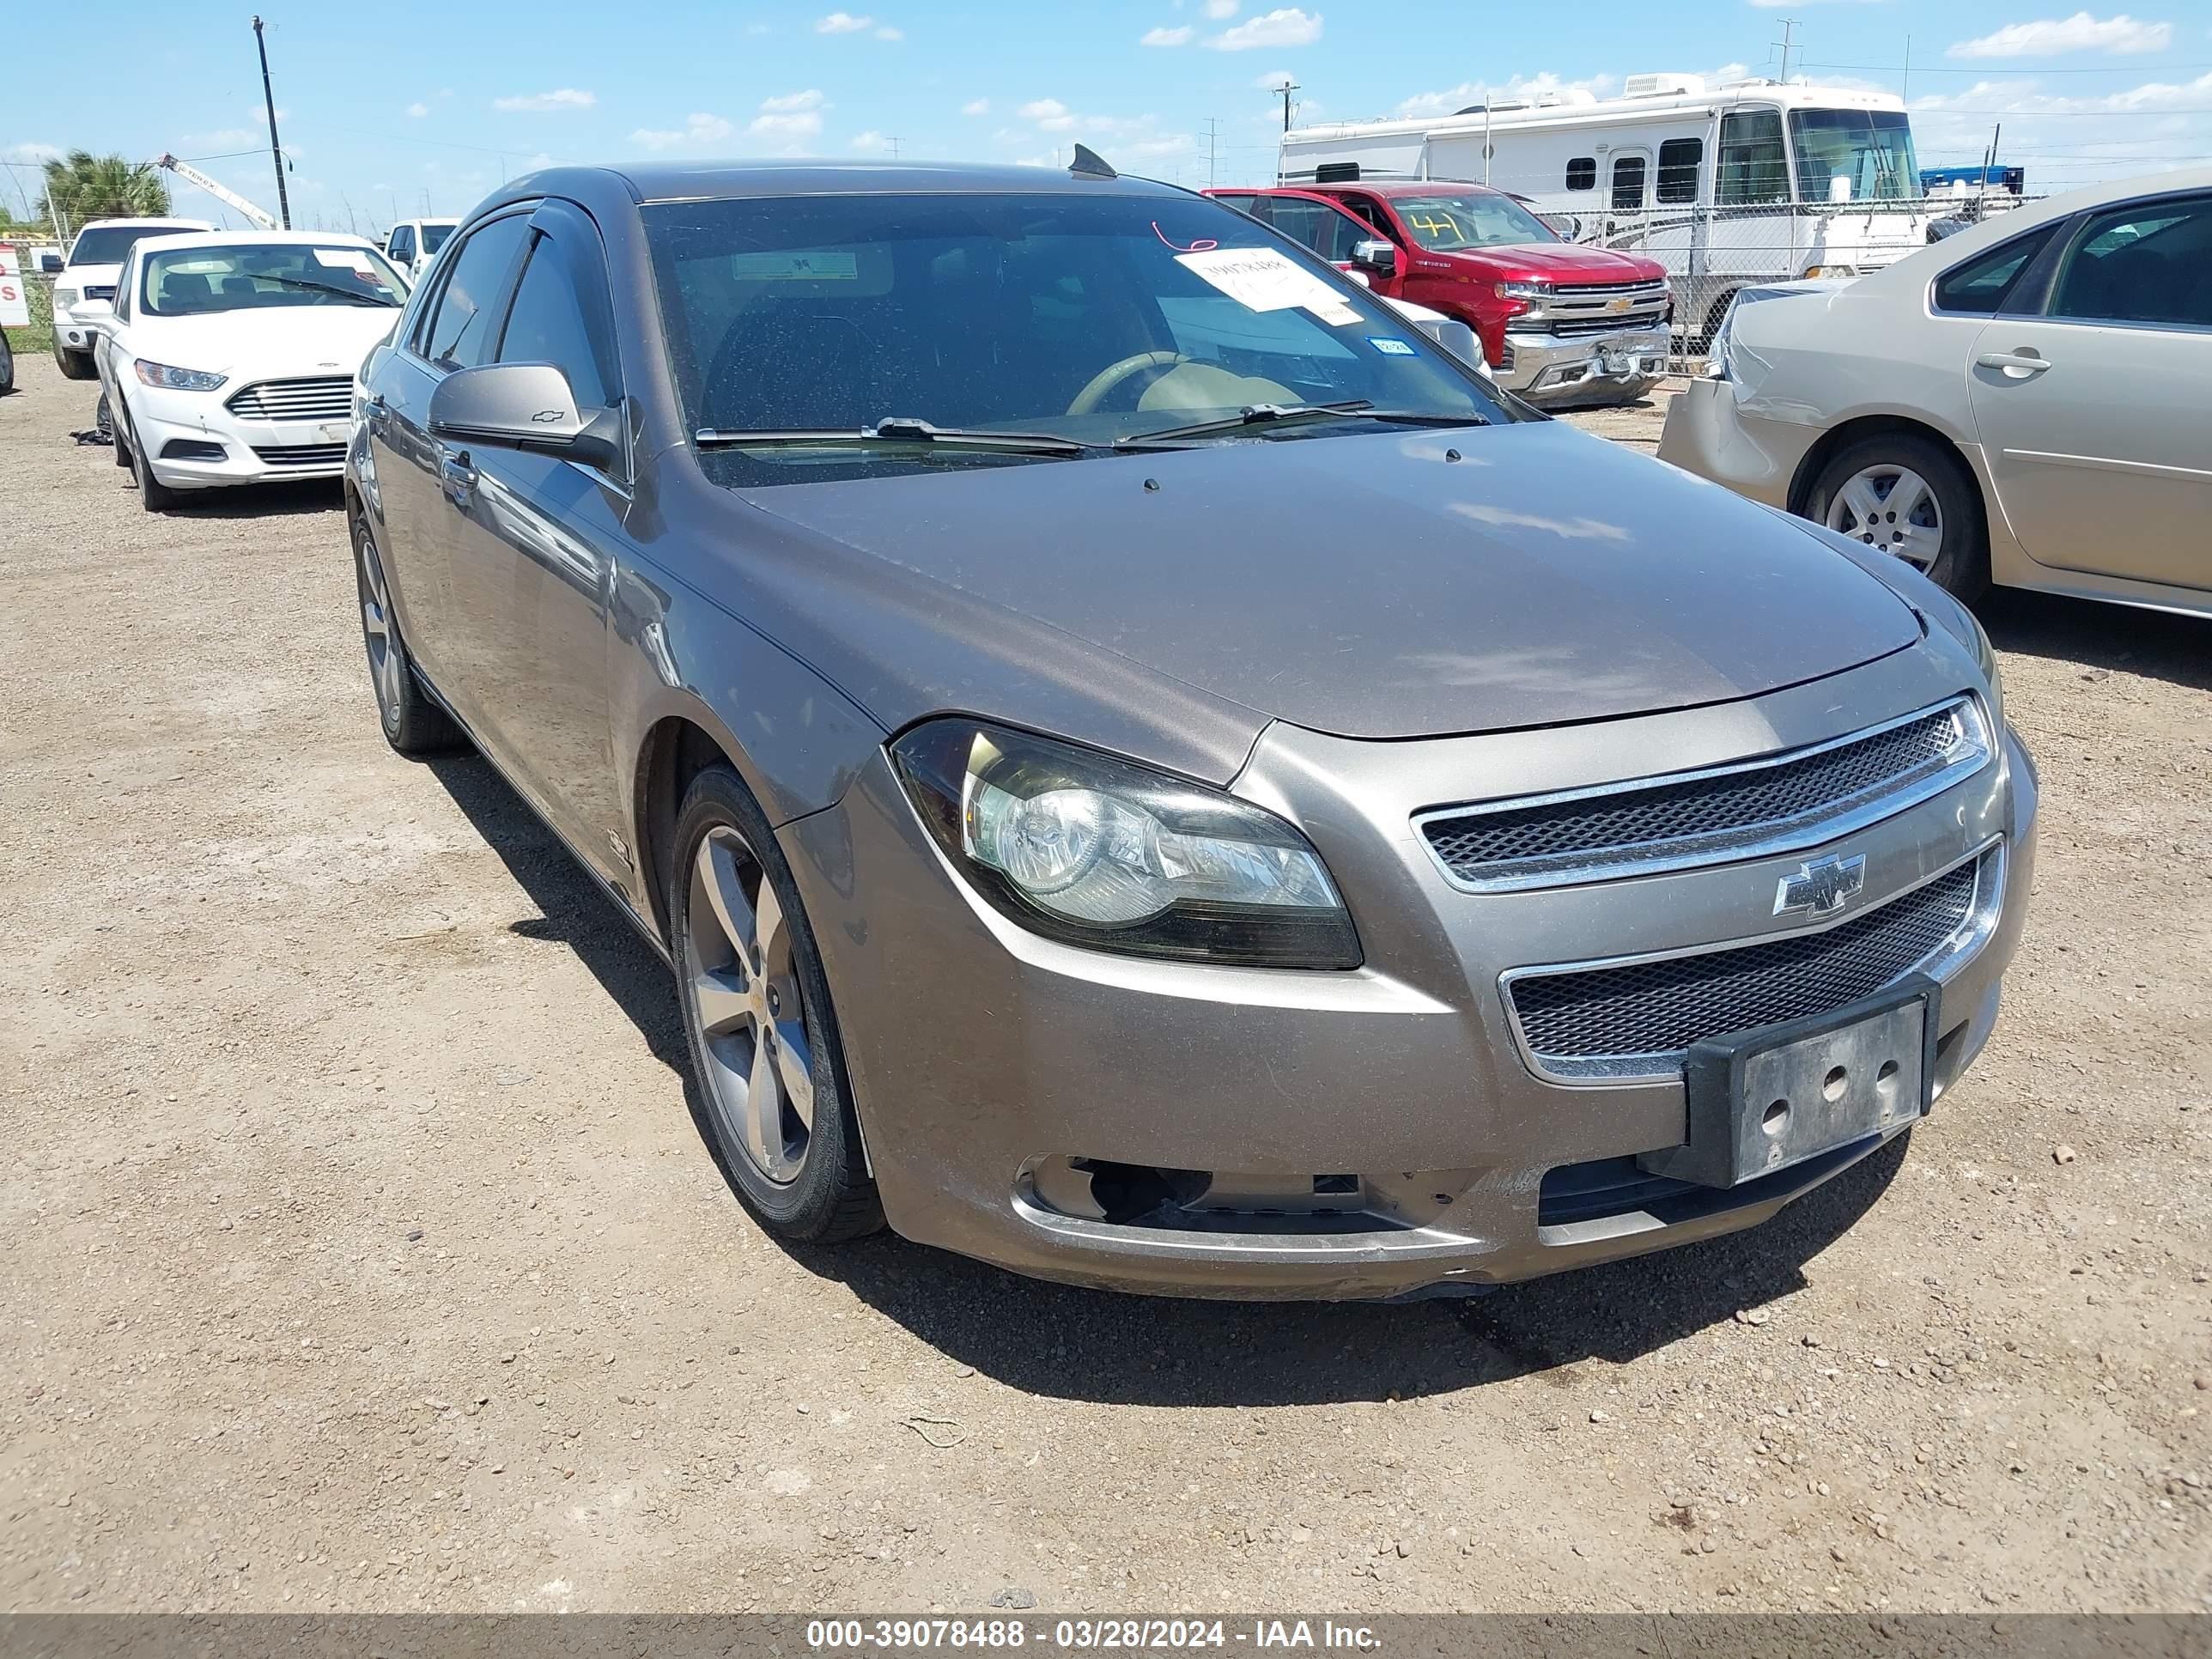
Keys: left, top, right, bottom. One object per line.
{"left": 684, "top": 825, "right": 817, "bottom": 1185}
{"left": 356, "top": 528, "right": 405, "bottom": 723}
{"left": 1826, "top": 464, "right": 1942, "bottom": 572}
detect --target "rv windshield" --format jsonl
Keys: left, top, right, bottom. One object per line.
{"left": 1790, "top": 109, "right": 1920, "bottom": 203}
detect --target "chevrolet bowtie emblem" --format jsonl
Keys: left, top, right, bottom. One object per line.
{"left": 1775, "top": 854, "right": 1867, "bottom": 917}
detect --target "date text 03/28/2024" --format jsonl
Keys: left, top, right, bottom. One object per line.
{"left": 805, "top": 1619, "right": 1382, "bottom": 1650}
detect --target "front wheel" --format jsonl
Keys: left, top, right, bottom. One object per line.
{"left": 351, "top": 516, "right": 463, "bottom": 755}
{"left": 54, "top": 342, "right": 95, "bottom": 381}
{"left": 124, "top": 407, "right": 183, "bottom": 511}
{"left": 1806, "top": 434, "right": 1989, "bottom": 601}
{"left": 670, "top": 765, "right": 882, "bottom": 1243}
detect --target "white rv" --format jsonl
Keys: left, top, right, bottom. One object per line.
{"left": 1281, "top": 76, "right": 1937, "bottom": 343}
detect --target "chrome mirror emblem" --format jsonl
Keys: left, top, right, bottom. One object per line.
{"left": 1775, "top": 854, "right": 1867, "bottom": 917}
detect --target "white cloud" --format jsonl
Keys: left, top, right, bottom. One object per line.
{"left": 1019, "top": 97, "right": 1072, "bottom": 127}
{"left": 493, "top": 88, "right": 596, "bottom": 112}
{"left": 1252, "top": 67, "right": 1296, "bottom": 88}
{"left": 1204, "top": 0, "right": 1240, "bottom": 15}
{"left": 751, "top": 88, "right": 829, "bottom": 139}
{"left": 3, "top": 141, "right": 64, "bottom": 165}
{"left": 962, "top": 98, "right": 990, "bottom": 116}
{"left": 1142, "top": 25, "right": 1194, "bottom": 45}
{"left": 1950, "top": 11, "right": 2172, "bottom": 57}
{"left": 1909, "top": 70, "right": 2212, "bottom": 181}
{"left": 816, "top": 9, "right": 872, "bottom": 30}
{"left": 629, "top": 112, "right": 736, "bottom": 152}
{"left": 850, "top": 131, "right": 895, "bottom": 152}
{"left": 1205, "top": 6, "right": 1322, "bottom": 49}
{"left": 404, "top": 102, "right": 429, "bottom": 118}
{"left": 875, "top": 24, "right": 903, "bottom": 38}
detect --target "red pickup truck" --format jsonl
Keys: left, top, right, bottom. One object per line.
{"left": 1206, "top": 180, "right": 1672, "bottom": 406}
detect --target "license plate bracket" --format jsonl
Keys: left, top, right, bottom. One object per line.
{"left": 1638, "top": 975, "right": 1939, "bottom": 1189}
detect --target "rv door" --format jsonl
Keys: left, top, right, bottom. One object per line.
{"left": 1605, "top": 149, "right": 1652, "bottom": 247}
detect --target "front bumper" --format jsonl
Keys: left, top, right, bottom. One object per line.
{"left": 126, "top": 385, "right": 352, "bottom": 490}
{"left": 1503, "top": 322, "right": 1670, "bottom": 404}
{"left": 53, "top": 303, "right": 110, "bottom": 354}
{"left": 783, "top": 649, "right": 2037, "bottom": 1300}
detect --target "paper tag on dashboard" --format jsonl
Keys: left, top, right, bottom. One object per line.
{"left": 313, "top": 248, "right": 376, "bottom": 272}
{"left": 1175, "top": 247, "right": 1362, "bottom": 326}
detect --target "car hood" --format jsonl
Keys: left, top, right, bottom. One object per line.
{"left": 734, "top": 419, "right": 1922, "bottom": 744}
{"left": 1448, "top": 241, "right": 1666, "bottom": 283}
{"left": 128, "top": 306, "right": 402, "bottom": 380}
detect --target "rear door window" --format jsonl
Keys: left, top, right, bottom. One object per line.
{"left": 1263, "top": 198, "right": 1360, "bottom": 263}
{"left": 2048, "top": 195, "right": 2212, "bottom": 327}
{"left": 1930, "top": 226, "right": 2057, "bottom": 315}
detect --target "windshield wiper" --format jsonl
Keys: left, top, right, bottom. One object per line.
{"left": 694, "top": 416, "right": 1099, "bottom": 459}
{"left": 251, "top": 273, "right": 399, "bottom": 307}
{"left": 1117, "top": 401, "right": 1489, "bottom": 447}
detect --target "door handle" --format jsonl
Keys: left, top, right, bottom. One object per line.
{"left": 440, "top": 449, "right": 478, "bottom": 507}
{"left": 1977, "top": 350, "right": 2051, "bottom": 377}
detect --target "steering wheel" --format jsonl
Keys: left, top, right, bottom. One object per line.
{"left": 1066, "top": 350, "right": 1189, "bottom": 416}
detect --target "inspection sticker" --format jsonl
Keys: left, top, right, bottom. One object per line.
{"left": 730, "top": 250, "right": 860, "bottom": 282}
{"left": 312, "top": 248, "right": 377, "bottom": 272}
{"left": 1367, "top": 336, "right": 1417, "bottom": 356}
{"left": 1175, "top": 246, "right": 1361, "bottom": 326}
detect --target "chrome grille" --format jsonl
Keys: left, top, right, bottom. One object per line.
{"left": 1419, "top": 699, "right": 1988, "bottom": 891}
{"left": 1505, "top": 849, "right": 1996, "bottom": 1081}
{"left": 225, "top": 376, "right": 353, "bottom": 422}
{"left": 250, "top": 442, "right": 347, "bottom": 468}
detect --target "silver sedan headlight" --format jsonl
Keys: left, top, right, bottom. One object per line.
{"left": 891, "top": 720, "right": 1360, "bottom": 969}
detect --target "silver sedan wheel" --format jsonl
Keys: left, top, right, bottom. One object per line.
{"left": 356, "top": 531, "right": 405, "bottom": 722}
{"left": 1826, "top": 464, "right": 1942, "bottom": 572}
{"left": 685, "top": 826, "right": 816, "bottom": 1186}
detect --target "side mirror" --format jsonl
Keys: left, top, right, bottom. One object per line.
{"left": 1351, "top": 238, "right": 1401, "bottom": 279}
{"left": 428, "top": 362, "right": 622, "bottom": 472}
{"left": 39, "top": 253, "right": 63, "bottom": 273}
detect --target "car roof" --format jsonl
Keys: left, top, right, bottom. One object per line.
{"left": 494, "top": 158, "right": 1192, "bottom": 208}
{"left": 126, "top": 229, "right": 383, "bottom": 252}
{"left": 74, "top": 217, "right": 212, "bottom": 234}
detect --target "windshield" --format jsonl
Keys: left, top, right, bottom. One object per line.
{"left": 646, "top": 191, "right": 1510, "bottom": 485}
{"left": 1382, "top": 192, "right": 1561, "bottom": 251}
{"left": 1790, "top": 109, "right": 1920, "bottom": 204}
{"left": 140, "top": 242, "right": 408, "bottom": 316}
{"left": 70, "top": 225, "right": 197, "bottom": 267}
{"left": 422, "top": 223, "right": 456, "bottom": 255}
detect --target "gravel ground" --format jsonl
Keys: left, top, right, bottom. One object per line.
{"left": 2, "top": 360, "right": 2207, "bottom": 1615}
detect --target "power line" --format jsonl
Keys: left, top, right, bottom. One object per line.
{"left": 1807, "top": 58, "right": 2212, "bottom": 76}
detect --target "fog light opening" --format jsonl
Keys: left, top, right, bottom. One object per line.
{"left": 1762, "top": 1098, "right": 1790, "bottom": 1136}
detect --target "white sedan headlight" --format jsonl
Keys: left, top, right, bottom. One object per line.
{"left": 133, "top": 360, "right": 228, "bottom": 392}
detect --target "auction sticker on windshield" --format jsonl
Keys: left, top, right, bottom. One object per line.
{"left": 1175, "top": 247, "right": 1360, "bottom": 326}
{"left": 313, "top": 248, "right": 377, "bottom": 272}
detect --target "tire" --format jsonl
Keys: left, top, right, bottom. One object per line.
{"left": 1690, "top": 289, "right": 1741, "bottom": 355}
{"left": 0, "top": 330, "right": 15, "bottom": 396}
{"left": 350, "top": 514, "right": 464, "bottom": 756}
{"left": 669, "top": 764, "right": 883, "bottom": 1244}
{"left": 1805, "top": 433, "right": 1990, "bottom": 602}
{"left": 101, "top": 394, "right": 128, "bottom": 464}
{"left": 54, "top": 342, "right": 95, "bottom": 381}
{"left": 122, "top": 405, "right": 183, "bottom": 511}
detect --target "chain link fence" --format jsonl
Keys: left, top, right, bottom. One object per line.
{"left": 1527, "top": 194, "right": 2045, "bottom": 368}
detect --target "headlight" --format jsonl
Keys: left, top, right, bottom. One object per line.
{"left": 1802, "top": 264, "right": 1858, "bottom": 279}
{"left": 54, "top": 286, "right": 80, "bottom": 308}
{"left": 134, "top": 360, "right": 228, "bottom": 392}
{"left": 890, "top": 720, "right": 1361, "bottom": 969}
{"left": 1495, "top": 281, "right": 1551, "bottom": 300}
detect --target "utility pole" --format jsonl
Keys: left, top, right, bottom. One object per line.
{"left": 1777, "top": 18, "right": 1797, "bottom": 83}
{"left": 252, "top": 16, "right": 292, "bottom": 228}
{"left": 889, "top": 137, "right": 902, "bottom": 159}
{"left": 1277, "top": 80, "right": 1299, "bottom": 133}
{"left": 1901, "top": 34, "right": 1911, "bottom": 104}
{"left": 1206, "top": 117, "right": 1218, "bottom": 189}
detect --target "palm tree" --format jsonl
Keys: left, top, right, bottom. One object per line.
{"left": 40, "top": 151, "right": 173, "bottom": 233}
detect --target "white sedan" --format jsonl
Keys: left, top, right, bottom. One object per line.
{"left": 94, "top": 231, "right": 411, "bottom": 511}
{"left": 1659, "top": 167, "right": 2212, "bottom": 613}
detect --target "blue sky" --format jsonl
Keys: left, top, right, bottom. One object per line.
{"left": 6, "top": 0, "right": 2210, "bottom": 234}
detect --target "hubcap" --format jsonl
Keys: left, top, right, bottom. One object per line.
{"left": 684, "top": 826, "right": 816, "bottom": 1185}
{"left": 356, "top": 532, "right": 404, "bottom": 720}
{"left": 1826, "top": 465, "right": 1942, "bottom": 572}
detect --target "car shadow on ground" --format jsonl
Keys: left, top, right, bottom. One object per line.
{"left": 151, "top": 478, "right": 348, "bottom": 520}
{"left": 1982, "top": 587, "right": 2209, "bottom": 693}
{"left": 422, "top": 753, "right": 1910, "bottom": 1406}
